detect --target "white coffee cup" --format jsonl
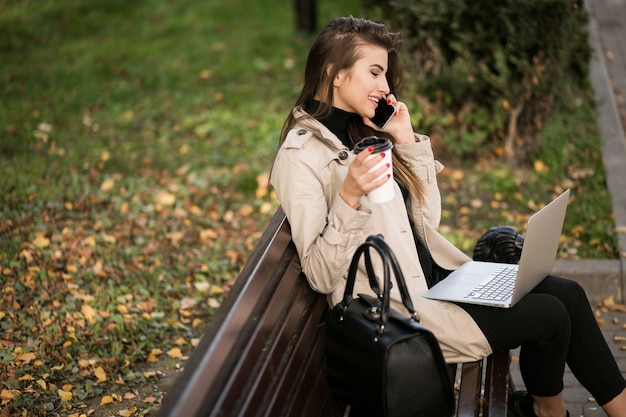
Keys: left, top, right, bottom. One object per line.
{"left": 354, "top": 136, "right": 394, "bottom": 203}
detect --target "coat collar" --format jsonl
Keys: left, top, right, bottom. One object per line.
{"left": 292, "top": 107, "right": 352, "bottom": 164}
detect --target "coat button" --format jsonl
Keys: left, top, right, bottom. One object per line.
{"left": 296, "top": 129, "right": 307, "bottom": 135}
{"left": 338, "top": 150, "right": 349, "bottom": 160}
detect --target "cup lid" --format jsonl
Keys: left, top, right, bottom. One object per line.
{"left": 353, "top": 136, "right": 393, "bottom": 154}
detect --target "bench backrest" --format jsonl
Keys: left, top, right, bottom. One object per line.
{"left": 158, "top": 207, "right": 345, "bottom": 417}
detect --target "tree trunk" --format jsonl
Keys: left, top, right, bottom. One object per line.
{"left": 504, "top": 103, "right": 523, "bottom": 167}
{"left": 294, "top": 0, "right": 317, "bottom": 34}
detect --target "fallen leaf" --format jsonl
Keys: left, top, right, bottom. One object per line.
{"left": 101, "top": 395, "right": 114, "bottom": 405}
{"left": 16, "top": 352, "right": 37, "bottom": 364}
{"left": 154, "top": 190, "right": 176, "bottom": 206}
{"left": 81, "top": 304, "right": 97, "bottom": 323}
{"left": 0, "top": 390, "right": 17, "bottom": 400}
{"left": 167, "top": 347, "right": 182, "bottom": 358}
{"left": 58, "top": 389, "right": 72, "bottom": 401}
{"left": 118, "top": 406, "right": 137, "bottom": 416}
{"left": 100, "top": 179, "right": 115, "bottom": 192}
{"left": 32, "top": 232, "right": 50, "bottom": 248}
{"left": 598, "top": 296, "right": 626, "bottom": 312}
{"left": 94, "top": 366, "right": 107, "bottom": 383}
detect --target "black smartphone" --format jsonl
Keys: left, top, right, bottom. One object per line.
{"left": 370, "top": 99, "right": 396, "bottom": 129}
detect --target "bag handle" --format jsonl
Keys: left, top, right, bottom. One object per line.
{"left": 340, "top": 235, "right": 419, "bottom": 331}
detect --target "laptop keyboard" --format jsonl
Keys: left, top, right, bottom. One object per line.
{"left": 464, "top": 266, "right": 517, "bottom": 301}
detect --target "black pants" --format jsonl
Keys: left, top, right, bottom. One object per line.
{"left": 457, "top": 276, "right": 626, "bottom": 405}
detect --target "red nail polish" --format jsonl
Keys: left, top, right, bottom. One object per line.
{"left": 387, "top": 98, "right": 392, "bottom": 104}
{"left": 368, "top": 146, "right": 374, "bottom": 152}
{"left": 387, "top": 174, "right": 391, "bottom": 178}
{"left": 386, "top": 163, "right": 390, "bottom": 168}
{"left": 380, "top": 152, "right": 385, "bottom": 158}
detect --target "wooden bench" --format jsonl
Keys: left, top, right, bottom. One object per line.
{"left": 157, "top": 207, "right": 511, "bottom": 417}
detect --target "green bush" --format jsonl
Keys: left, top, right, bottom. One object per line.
{"left": 364, "top": 0, "right": 591, "bottom": 166}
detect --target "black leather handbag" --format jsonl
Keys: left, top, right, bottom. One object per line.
{"left": 326, "top": 235, "right": 455, "bottom": 417}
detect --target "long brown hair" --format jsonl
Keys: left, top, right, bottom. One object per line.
{"left": 277, "top": 16, "right": 424, "bottom": 202}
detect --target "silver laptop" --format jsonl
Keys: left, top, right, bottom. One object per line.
{"left": 424, "top": 189, "right": 570, "bottom": 308}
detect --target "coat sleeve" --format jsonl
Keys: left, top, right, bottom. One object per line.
{"left": 270, "top": 132, "right": 370, "bottom": 294}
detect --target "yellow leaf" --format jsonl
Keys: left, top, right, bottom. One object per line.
{"left": 167, "top": 347, "right": 182, "bottom": 358}
{"left": 154, "top": 190, "right": 176, "bottom": 206}
{"left": 209, "top": 286, "right": 223, "bottom": 295}
{"left": 101, "top": 395, "right": 115, "bottom": 405}
{"left": 36, "top": 379, "right": 47, "bottom": 390}
{"left": 85, "top": 236, "right": 97, "bottom": 247}
{"left": 101, "top": 151, "right": 111, "bottom": 161}
{"left": 190, "top": 205, "right": 203, "bottom": 216}
{"left": 239, "top": 204, "right": 254, "bottom": 217}
{"left": 81, "top": 304, "right": 97, "bottom": 323}
{"left": 533, "top": 160, "right": 549, "bottom": 173}
{"left": 101, "top": 179, "right": 115, "bottom": 192}
{"left": 117, "top": 305, "right": 128, "bottom": 314}
{"left": 58, "top": 389, "right": 73, "bottom": 401}
{"left": 167, "top": 231, "right": 184, "bottom": 246}
{"left": 32, "top": 232, "right": 50, "bottom": 248}
{"left": 94, "top": 366, "right": 107, "bottom": 383}
{"left": 260, "top": 201, "right": 273, "bottom": 215}
{"left": 118, "top": 406, "right": 137, "bottom": 416}
{"left": 147, "top": 348, "right": 162, "bottom": 363}
{"left": 102, "top": 233, "right": 116, "bottom": 244}
{"left": 62, "top": 384, "right": 73, "bottom": 391}
{"left": 67, "top": 264, "right": 78, "bottom": 273}
{"left": 1, "top": 389, "right": 17, "bottom": 400}
{"left": 19, "top": 374, "right": 34, "bottom": 381}
{"left": 256, "top": 172, "right": 269, "bottom": 188}
{"left": 16, "top": 352, "right": 37, "bottom": 364}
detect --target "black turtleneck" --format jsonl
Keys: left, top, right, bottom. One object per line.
{"left": 304, "top": 100, "right": 359, "bottom": 149}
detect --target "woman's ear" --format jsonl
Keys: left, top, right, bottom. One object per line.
{"left": 333, "top": 68, "right": 347, "bottom": 88}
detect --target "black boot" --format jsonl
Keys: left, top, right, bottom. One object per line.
{"left": 508, "top": 391, "right": 570, "bottom": 417}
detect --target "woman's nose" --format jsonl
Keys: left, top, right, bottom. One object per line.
{"left": 380, "top": 77, "right": 390, "bottom": 95}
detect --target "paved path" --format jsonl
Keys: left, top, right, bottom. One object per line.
{"left": 507, "top": 1, "right": 626, "bottom": 416}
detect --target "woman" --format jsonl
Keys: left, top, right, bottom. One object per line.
{"left": 270, "top": 16, "right": 626, "bottom": 417}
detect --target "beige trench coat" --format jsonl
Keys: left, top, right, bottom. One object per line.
{"left": 271, "top": 108, "right": 492, "bottom": 363}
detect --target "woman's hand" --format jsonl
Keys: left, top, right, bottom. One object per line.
{"left": 339, "top": 146, "right": 391, "bottom": 208}
{"left": 362, "top": 94, "right": 414, "bottom": 144}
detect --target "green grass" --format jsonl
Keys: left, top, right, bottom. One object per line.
{"left": 0, "top": 0, "right": 617, "bottom": 415}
